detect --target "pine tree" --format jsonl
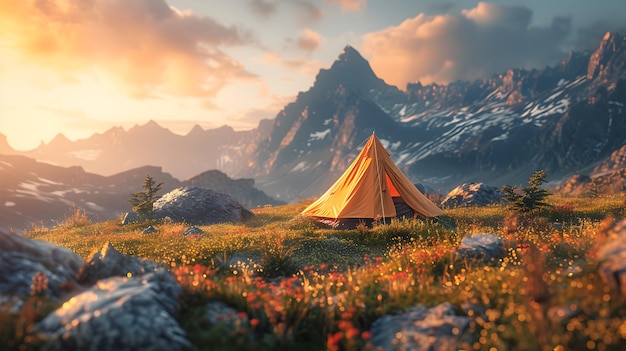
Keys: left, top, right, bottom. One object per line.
{"left": 128, "top": 175, "right": 163, "bottom": 220}
{"left": 500, "top": 170, "right": 552, "bottom": 215}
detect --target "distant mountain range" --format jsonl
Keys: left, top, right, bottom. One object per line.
{"left": 2, "top": 32, "right": 626, "bottom": 202}
{"left": 0, "top": 154, "right": 282, "bottom": 233}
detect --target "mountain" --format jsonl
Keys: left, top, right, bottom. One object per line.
{"left": 0, "top": 155, "right": 283, "bottom": 233}
{"left": 22, "top": 121, "right": 255, "bottom": 180}
{"left": 11, "top": 32, "right": 626, "bottom": 200}
{"left": 243, "top": 46, "right": 412, "bottom": 200}
{"left": 553, "top": 145, "right": 626, "bottom": 196}
{"left": 241, "top": 33, "right": 625, "bottom": 199}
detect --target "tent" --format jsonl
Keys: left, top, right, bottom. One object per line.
{"left": 301, "top": 133, "right": 445, "bottom": 227}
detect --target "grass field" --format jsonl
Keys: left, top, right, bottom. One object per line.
{"left": 5, "top": 195, "right": 626, "bottom": 350}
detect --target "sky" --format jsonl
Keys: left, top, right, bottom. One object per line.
{"left": 1, "top": 0, "right": 625, "bottom": 151}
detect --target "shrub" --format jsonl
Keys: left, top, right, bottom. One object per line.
{"left": 128, "top": 174, "right": 163, "bottom": 221}
{"left": 260, "top": 240, "right": 298, "bottom": 278}
{"left": 500, "top": 170, "right": 552, "bottom": 215}
{"left": 59, "top": 203, "right": 92, "bottom": 229}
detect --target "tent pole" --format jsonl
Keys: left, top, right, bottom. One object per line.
{"left": 372, "top": 132, "right": 386, "bottom": 223}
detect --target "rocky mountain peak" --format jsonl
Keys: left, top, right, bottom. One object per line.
{"left": 337, "top": 45, "right": 366, "bottom": 64}
{"left": 186, "top": 124, "right": 205, "bottom": 137}
{"left": 313, "top": 45, "right": 390, "bottom": 94}
{"left": 587, "top": 31, "right": 626, "bottom": 80}
{"left": 47, "top": 133, "right": 72, "bottom": 149}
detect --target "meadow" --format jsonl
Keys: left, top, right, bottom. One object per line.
{"left": 7, "top": 195, "right": 626, "bottom": 350}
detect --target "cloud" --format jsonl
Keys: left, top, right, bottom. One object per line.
{"left": 0, "top": 0, "right": 256, "bottom": 98}
{"left": 575, "top": 21, "right": 626, "bottom": 51}
{"left": 361, "top": 2, "right": 572, "bottom": 88}
{"left": 249, "top": 0, "right": 276, "bottom": 18}
{"left": 255, "top": 50, "right": 322, "bottom": 77}
{"left": 293, "top": 0, "right": 324, "bottom": 25}
{"left": 325, "top": 0, "right": 365, "bottom": 12}
{"left": 296, "top": 28, "right": 322, "bottom": 53}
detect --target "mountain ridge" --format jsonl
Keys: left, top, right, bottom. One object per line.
{"left": 6, "top": 32, "right": 626, "bottom": 200}
{"left": 0, "top": 154, "right": 283, "bottom": 232}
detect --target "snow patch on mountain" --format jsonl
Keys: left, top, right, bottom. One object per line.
{"left": 69, "top": 149, "right": 102, "bottom": 161}
{"left": 309, "top": 129, "right": 331, "bottom": 141}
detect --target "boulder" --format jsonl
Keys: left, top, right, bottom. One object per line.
{"left": 184, "top": 226, "right": 204, "bottom": 235}
{"left": 204, "top": 301, "right": 249, "bottom": 329}
{"left": 120, "top": 211, "right": 139, "bottom": 225}
{"left": 76, "top": 242, "right": 159, "bottom": 285}
{"left": 153, "top": 187, "right": 253, "bottom": 225}
{"left": 32, "top": 270, "right": 192, "bottom": 351}
{"left": 441, "top": 183, "right": 502, "bottom": 208}
{"left": 598, "top": 219, "right": 626, "bottom": 296}
{"left": 368, "top": 302, "right": 471, "bottom": 351}
{"left": 0, "top": 231, "right": 83, "bottom": 297}
{"left": 456, "top": 233, "right": 506, "bottom": 261}
{"left": 142, "top": 225, "right": 158, "bottom": 234}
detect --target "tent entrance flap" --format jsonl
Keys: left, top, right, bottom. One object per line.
{"left": 385, "top": 173, "right": 400, "bottom": 197}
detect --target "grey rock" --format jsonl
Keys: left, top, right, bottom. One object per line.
{"left": 184, "top": 169, "right": 285, "bottom": 208}
{"left": 369, "top": 302, "right": 471, "bottom": 351}
{"left": 183, "top": 226, "right": 204, "bottom": 235}
{"left": 153, "top": 186, "right": 254, "bottom": 225}
{"left": 441, "top": 183, "right": 502, "bottom": 208}
{"left": 204, "top": 301, "right": 249, "bottom": 329}
{"left": 76, "top": 242, "right": 159, "bottom": 285}
{"left": 142, "top": 225, "right": 158, "bottom": 234}
{"left": 456, "top": 233, "right": 506, "bottom": 261}
{"left": 120, "top": 211, "right": 139, "bottom": 225}
{"left": 33, "top": 270, "right": 192, "bottom": 351}
{"left": 598, "top": 219, "right": 626, "bottom": 296}
{"left": 0, "top": 231, "right": 83, "bottom": 297}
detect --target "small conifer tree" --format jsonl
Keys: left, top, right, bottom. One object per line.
{"left": 500, "top": 170, "right": 552, "bottom": 215}
{"left": 128, "top": 175, "right": 163, "bottom": 220}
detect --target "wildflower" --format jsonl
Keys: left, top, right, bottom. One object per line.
{"left": 327, "top": 333, "right": 340, "bottom": 351}
{"left": 346, "top": 327, "right": 360, "bottom": 339}
{"left": 338, "top": 320, "right": 352, "bottom": 330}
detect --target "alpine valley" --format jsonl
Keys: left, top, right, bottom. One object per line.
{"left": 2, "top": 32, "right": 626, "bottom": 228}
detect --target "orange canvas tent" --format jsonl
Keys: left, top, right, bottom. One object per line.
{"left": 302, "top": 134, "right": 445, "bottom": 227}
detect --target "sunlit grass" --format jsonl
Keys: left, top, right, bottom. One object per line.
{"left": 9, "top": 196, "right": 625, "bottom": 350}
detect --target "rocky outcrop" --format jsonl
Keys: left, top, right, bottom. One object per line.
{"left": 33, "top": 270, "right": 192, "bottom": 351}
{"left": 441, "top": 183, "right": 502, "bottom": 208}
{"left": 553, "top": 169, "right": 626, "bottom": 196}
{"left": 0, "top": 231, "right": 83, "bottom": 297}
{"left": 184, "top": 170, "right": 285, "bottom": 208}
{"left": 204, "top": 301, "right": 250, "bottom": 329}
{"left": 153, "top": 187, "right": 253, "bottom": 225}
{"left": 456, "top": 234, "right": 506, "bottom": 262}
{"left": 593, "top": 144, "right": 626, "bottom": 175}
{"left": 0, "top": 232, "right": 191, "bottom": 350}
{"left": 121, "top": 211, "right": 139, "bottom": 225}
{"left": 183, "top": 226, "right": 204, "bottom": 235}
{"left": 76, "top": 242, "right": 160, "bottom": 286}
{"left": 368, "top": 302, "right": 471, "bottom": 351}
{"left": 142, "top": 225, "right": 158, "bottom": 234}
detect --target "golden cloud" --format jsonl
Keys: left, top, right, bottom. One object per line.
{"left": 297, "top": 28, "right": 322, "bottom": 53}
{"left": 362, "top": 2, "right": 570, "bottom": 89}
{"left": 0, "top": 0, "right": 256, "bottom": 98}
